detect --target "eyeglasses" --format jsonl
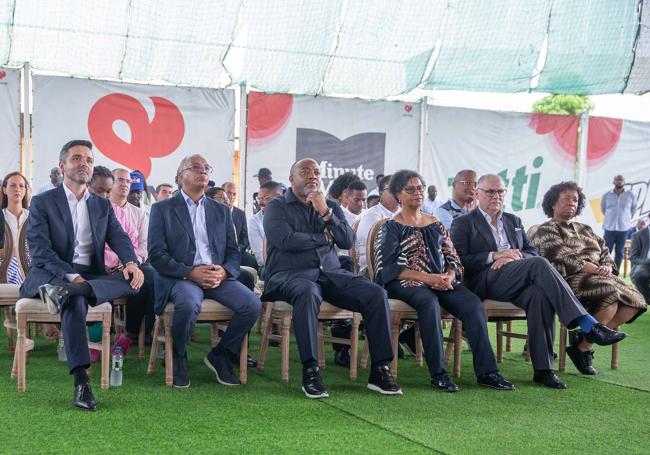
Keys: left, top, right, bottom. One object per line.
{"left": 182, "top": 164, "right": 213, "bottom": 175}
{"left": 478, "top": 188, "right": 507, "bottom": 198}
{"left": 403, "top": 185, "right": 425, "bottom": 194}
{"left": 115, "top": 177, "right": 133, "bottom": 185}
{"left": 455, "top": 180, "right": 477, "bottom": 188}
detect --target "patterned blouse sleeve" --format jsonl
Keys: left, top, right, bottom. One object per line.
{"left": 531, "top": 221, "right": 584, "bottom": 277}
{"left": 439, "top": 223, "right": 464, "bottom": 281}
{"left": 373, "top": 221, "right": 405, "bottom": 285}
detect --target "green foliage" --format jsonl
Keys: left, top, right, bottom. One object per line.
{"left": 533, "top": 94, "right": 594, "bottom": 115}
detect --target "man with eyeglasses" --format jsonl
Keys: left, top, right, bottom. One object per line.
{"left": 109, "top": 168, "right": 155, "bottom": 349}
{"left": 450, "top": 174, "right": 626, "bottom": 389}
{"left": 434, "top": 169, "right": 478, "bottom": 229}
{"left": 263, "top": 158, "right": 401, "bottom": 398}
{"left": 148, "top": 155, "right": 261, "bottom": 388}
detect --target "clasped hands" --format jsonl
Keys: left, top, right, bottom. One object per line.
{"left": 491, "top": 249, "right": 523, "bottom": 270}
{"left": 424, "top": 270, "right": 456, "bottom": 291}
{"left": 188, "top": 264, "right": 227, "bottom": 289}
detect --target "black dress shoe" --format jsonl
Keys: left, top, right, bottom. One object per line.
{"left": 431, "top": 373, "right": 459, "bottom": 393}
{"left": 477, "top": 372, "right": 515, "bottom": 390}
{"left": 399, "top": 326, "right": 416, "bottom": 356}
{"left": 302, "top": 366, "right": 329, "bottom": 399}
{"left": 334, "top": 349, "right": 351, "bottom": 367}
{"left": 583, "top": 323, "right": 626, "bottom": 346}
{"left": 205, "top": 350, "right": 240, "bottom": 386}
{"left": 227, "top": 351, "right": 258, "bottom": 368}
{"left": 533, "top": 370, "right": 566, "bottom": 389}
{"left": 73, "top": 382, "right": 97, "bottom": 411}
{"left": 566, "top": 345, "right": 598, "bottom": 375}
{"left": 368, "top": 364, "right": 403, "bottom": 395}
{"left": 173, "top": 357, "right": 190, "bottom": 389}
{"left": 38, "top": 284, "right": 69, "bottom": 315}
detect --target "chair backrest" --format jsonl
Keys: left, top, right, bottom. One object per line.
{"left": 365, "top": 218, "right": 390, "bottom": 281}
{"left": 348, "top": 219, "right": 361, "bottom": 274}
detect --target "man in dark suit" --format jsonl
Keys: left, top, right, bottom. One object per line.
{"left": 630, "top": 225, "right": 650, "bottom": 303}
{"left": 223, "top": 181, "right": 259, "bottom": 271}
{"left": 263, "top": 158, "right": 401, "bottom": 399}
{"left": 450, "top": 173, "right": 625, "bottom": 389}
{"left": 148, "top": 155, "right": 261, "bottom": 389}
{"left": 20, "top": 140, "right": 144, "bottom": 411}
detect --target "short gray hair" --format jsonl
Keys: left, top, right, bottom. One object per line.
{"left": 477, "top": 174, "right": 504, "bottom": 187}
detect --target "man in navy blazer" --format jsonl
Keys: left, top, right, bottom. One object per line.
{"left": 148, "top": 155, "right": 261, "bottom": 389}
{"left": 630, "top": 225, "right": 650, "bottom": 303}
{"left": 450, "top": 173, "right": 625, "bottom": 389}
{"left": 21, "top": 140, "right": 144, "bottom": 411}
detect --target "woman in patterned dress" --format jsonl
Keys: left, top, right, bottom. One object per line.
{"left": 373, "top": 170, "right": 513, "bottom": 392}
{"left": 530, "top": 181, "right": 646, "bottom": 375}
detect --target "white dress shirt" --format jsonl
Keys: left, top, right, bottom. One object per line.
{"left": 62, "top": 184, "right": 93, "bottom": 282}
{"left": 248, "top": 210, "right": 266, "bottom": 266}
{"left": 478, "top": 207, "right": 511, "bottom": 264}
{"left": 355, "top": 202, "right": 399, "bottom": 271}
{"left": 181, "top": 190, "right": 212, "bottom": 266}
{"left": 422, "top": 197, "right": 443, "bottom": 215}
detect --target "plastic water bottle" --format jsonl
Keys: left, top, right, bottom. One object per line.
{"left": 57, "top": 337, "right": 67, "bottom": 362}
{"left": 110, "top": 346, "right": 124, "bottom": 387}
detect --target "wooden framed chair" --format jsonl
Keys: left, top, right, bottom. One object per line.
{"left": 558, "top": 323, "right": 620, "bottom": 371}
{"left": 365, "top": 218, "right": 463, "bottom": 380}
{"left": 147, "top": 299, "right": 249, "bottom": 386}
{"left": 112, "top": 298, "right": 146, "bottom": 360}
{"left": 482, "top": 299, "right": 528, "bottom": 362}
{"left": 257, "top": 300, "right": 361, "bottom": 382}
{"left": 0, "top": 284, "right": 20, "bottom": 353}
{"left": 12, "top": 299, "right": 113, "bottom": 392}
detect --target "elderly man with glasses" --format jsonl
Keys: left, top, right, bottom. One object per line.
{"left": 148, "top": 155, "right": 261, "bottom": 388}
{"left": 450, "top": 174, "right": 626, "bottom": 389}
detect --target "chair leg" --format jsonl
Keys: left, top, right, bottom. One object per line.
{"left": 390, "top": 313, "right": 401, "bottom": 379}
{"left": 163, "top": 313, "right": 173, "bottom": 387}
{"left": 506, "top": 321, "right": 513, "bottom": 352}
{"left": 257, "top": 303, "right": 273, "bottom": 370}
{"left": 414, "top": 322, "right": 423, "bottom": 367}
{"left": 558, "top": 324, "right": 567, "bottom": 372}
{"left": 5, "top": 308, "right": 15, "bottom": 354}
{"left": 280, "top": 313, "right": 291, "bottom": 383}
{"left": 101, "top": 314, "right": 111, "bottom": 390}
{"left": 317, "top": 321, "right": 325, "bottom": 368}
{"left": 360, "top": 336, "right": 369, "bottom": 369}
{"left": 453, "top": 319, "right": 462, "bottom": 379}
{"left": 256, "top": 301, "right": 266, "bottom": 334}
{"left": 496, "top": 321, "right": 504, "bottom": 362}
{"left": 138, "top": 319, "right": 145, "bottom": 360}
{"left": 147, "top": 316, "right": 161, "bottom": 374}
{"left": 349, "top": 314, "right": 360, "bottom": 380}
{"left": 239, "top": 333, "right": 248, "bottom": 384}
{"left": 16, "top": 313, "right": 27, "bottom": 392}
{"left": 611, "top": 326, "right": 619, "bottom": 370}
{"left": 444, "top": 323, "right": 454, "bottom": 365}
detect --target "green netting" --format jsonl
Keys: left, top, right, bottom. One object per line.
{"left": 0, "top": 1, "right": 14, "bottom": 63}
{"left": 624, "top": 0, "right": 650, "bottom": 94}
{"left": 223, "top": 0, "right": 341, "bottom": 94}
{"left": 120, "top": 0, "right": 240, "bottom": 87}
{"left": 321, "top": 0, "right": 445, "bottom": 98}
{"left": 537, "top": 0, "right": 639, "bottom": 94}
{"left": 425, "top": 0, "right": 551, "bottom": 92}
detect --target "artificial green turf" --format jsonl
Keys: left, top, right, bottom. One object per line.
{"left": 0, "top": 313, "right": 648, "bottom": 455}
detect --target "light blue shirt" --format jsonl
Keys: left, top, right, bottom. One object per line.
{"left": 181, "top": 190, "right": 212, "bottom": 266}
{"left": 478, "top": 207, "right": 511, "bottom": 264}
{"left": 601, "top": 190, "right": 637, "bottom": 232}
{"left": 434, "top": 199, "right": 468, "bottom": 229}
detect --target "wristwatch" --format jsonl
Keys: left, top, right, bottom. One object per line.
{"left": 125, "top": 261, "right": 139, "bottom": 268}
{"left": 320, "top": 207, "right": 333, "bottom": 218}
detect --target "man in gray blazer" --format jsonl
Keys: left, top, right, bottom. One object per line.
{"left": 630, "top": 225, "right": 650, "bottom": 303}
{"left": 450, "top": 174, "right": 625, "bottom": 389}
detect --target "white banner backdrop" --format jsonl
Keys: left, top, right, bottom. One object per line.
{"left": 580, "top": 116, "right": 650, "bottom": 231}
{"left": 0, "top": 67, "right": 21, "bottom": 179}
{"left": 244, "top": 92, "right": 420, "bottom": 211}
{"left": 32, "top": 76, "right": 235, "bottom": 190}
{"left": 424, "top": 106, "right": 578, "bottom": 229}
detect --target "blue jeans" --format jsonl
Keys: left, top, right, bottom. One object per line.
{"left": 603, "top": 230, "right": 627, "bottom": 271}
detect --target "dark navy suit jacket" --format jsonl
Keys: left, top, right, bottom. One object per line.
{"left": 20, "top": 185, "right": 137, "bottom": 298}
{"left": 148, "top": 193, "right": 240, "bottom": 313}
{"left": 231, "top": 206, "right": 250, "bottom": 251}
{"left": 450, "top": 208, "right": 538, "bottom": 295}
